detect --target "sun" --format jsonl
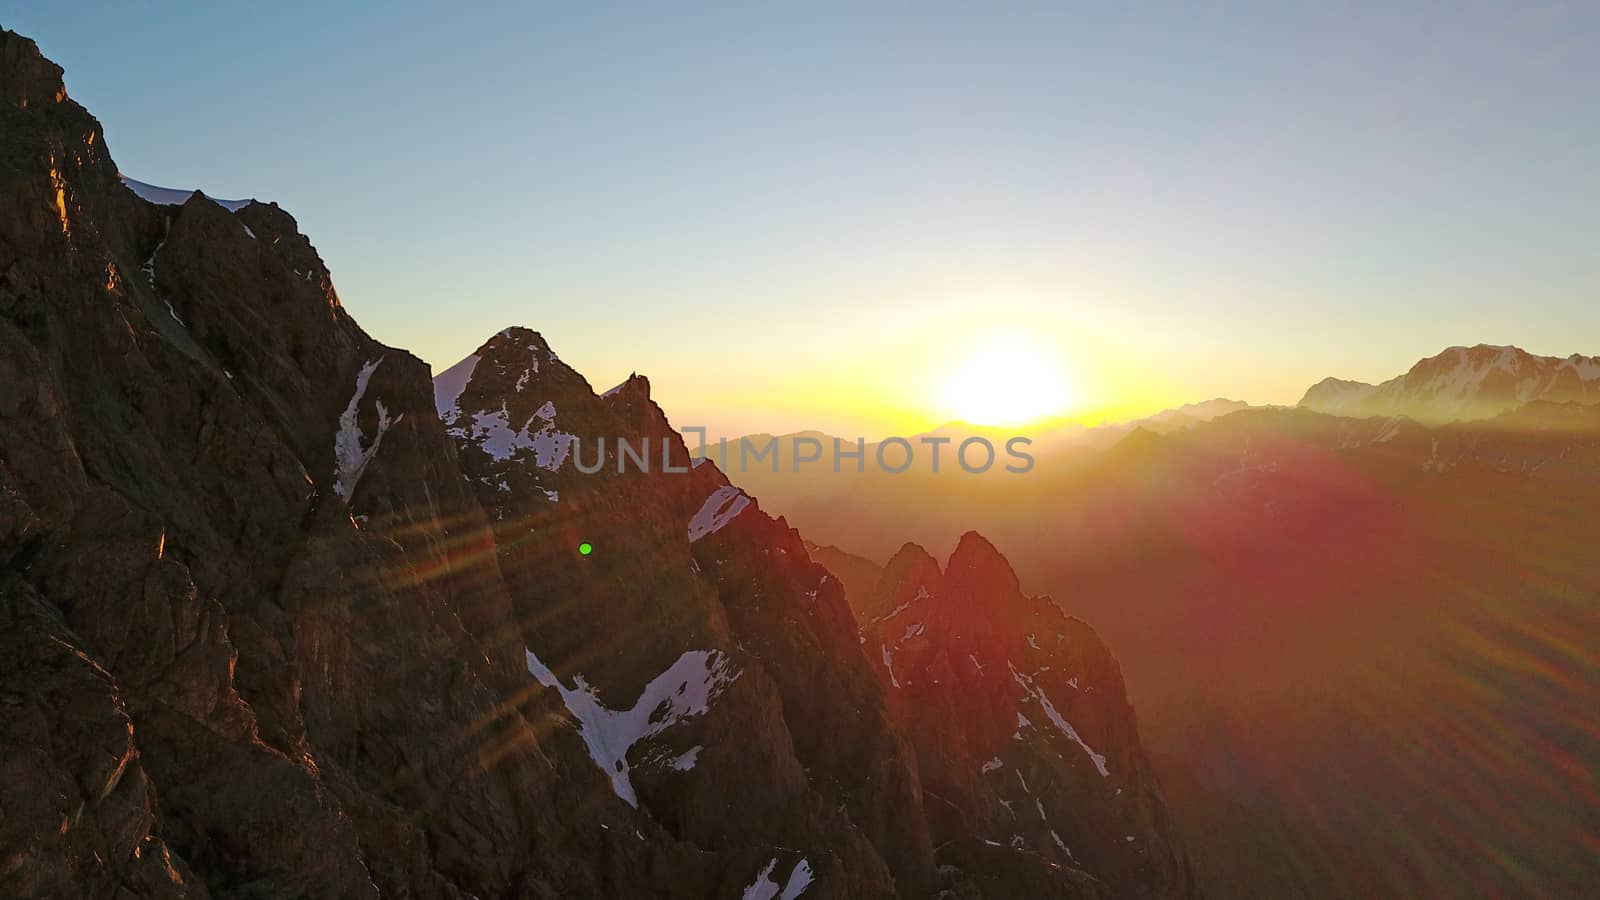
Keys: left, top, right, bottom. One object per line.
{"left": 936, "top": 331, "right": 1074, "bottom": 426}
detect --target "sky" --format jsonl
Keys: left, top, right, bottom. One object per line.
{"left": 7, "top": 2, "right": 1598, "bottom": 437}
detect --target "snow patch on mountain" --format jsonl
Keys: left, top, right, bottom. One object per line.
{"left": 781, "top": 860, "right": 814, "bottom": 899}
{"left": 1398, "top": 346, "right": 1535, "bottom": 412}
{"left": 740, "top": 858, "right": 814, "bottom": 900}
{"left": 460, "top": 400, "right": 573, "bottom": 469}
{"left": 669, "top": 745, "right": 702, "bottom": 771}
{"left": 1373, "top": 417, "right": 1404, "bottom": 443}
{"left": 872, "top": 585, "right": 928, "bottom": 624}
{"left": 333, "top": 357, "right": 393, "bottom": 501}
{"left": 432, "top": 354, "right": 480, "bottom": 423}
{"left": 120, "top": 174, "right": 254, "bottom": 212}
{"left": 688, "top": 485, "right": 751, "bottom": 542}
{"left": 1010, "top": 662, "right": 1110, "bottom": 777}
{"left": 524, "top": 646, "right": 738, "bottom": 808}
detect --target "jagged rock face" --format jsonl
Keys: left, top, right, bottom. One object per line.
{"left": 439, "top": 330, "right": 939, "bottom": 897}
{"left": 0, "top": 29, "right": 686, "bottom": 900}
{"left": 855, "top": 535, "right": 1195, "bottom": 900}
{"left": 1298, "top": 344, "right": 1600, "bottom": 422}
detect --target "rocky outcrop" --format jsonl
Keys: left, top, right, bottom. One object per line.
{"left": 852, "top": 534, "right": 1195, "bottom": 899}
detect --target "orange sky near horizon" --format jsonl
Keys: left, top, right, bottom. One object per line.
{"left": 577, "top": 289, "right": 1330, "bottom": 440}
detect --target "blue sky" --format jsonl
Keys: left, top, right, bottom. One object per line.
{"left": 8, "top": 2, "right": 1598, "bottom": 434}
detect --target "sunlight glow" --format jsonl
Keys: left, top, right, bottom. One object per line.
{"left": 937, "top": 331, "right": 1074, "bottom": 426}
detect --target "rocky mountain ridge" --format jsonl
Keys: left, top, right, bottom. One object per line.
{"left": 0, "top": 29, "right": 1192, "bottom": 900}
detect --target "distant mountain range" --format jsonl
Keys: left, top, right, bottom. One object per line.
{"left": 716, "top": 343, "right": 1600, "bottom": 484}
{"left": 699, "top": 398, "right": 1253, "bottom": 472}
{"left": 1299, "top": 343, "right": 1600, "bottom": 422}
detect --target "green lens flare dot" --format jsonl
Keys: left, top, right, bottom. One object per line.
{"left": 578, "top": 542, "right": 593, "bottom": 556}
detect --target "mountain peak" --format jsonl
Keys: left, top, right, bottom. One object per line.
{"left": 602, "top": 372, "right": 651, "bottom": 402}
{"left": 1298, "top": 376, "right": 1378, "bottom": 415}
{"left": 483, "top": 325, "right": 555, "bottom": 358}
{"left": 886, "top": 540, "right": 939, "bottom": 570}
{"left": 945, "top": 530, "right": 1021, "bottom": 599}
{"left": 1146, "top": 398, "right": 1250, "bottom": 424}
{"left": 1, "top": 28, "right": 67, "bottom": 109}
{"left": 871, "top": 542, "right": 943, "bottom": 618}
{"left": 467, "top": 326, "right": 588, "bottom": 394}
{"left": 1308, "top": 375, "right": 1373, "bottom": 389}
{"left": 949, "top": 529, "right": 1002, "bottom": 563}
{"left": 1446, "top": 342, "right": 1517, "bottom": 355}
{"left": 1109, "top": 424, "right": 1172, "bottom": 457}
